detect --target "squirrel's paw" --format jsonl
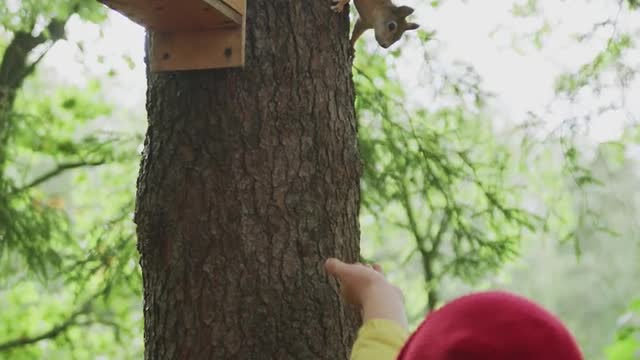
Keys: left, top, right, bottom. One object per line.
{"left": 330, "top": 0, "right": 345, "bottom": 13}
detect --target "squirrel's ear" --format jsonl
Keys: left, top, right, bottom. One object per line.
{"left": 406, "top": 22, "right": 420, "bottom": 31}
{"left": 395, "top": 5, "right": 414, "bottom": 18}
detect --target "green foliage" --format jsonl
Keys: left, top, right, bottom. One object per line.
{"left": 555, "top": 35, "right": 633, "bottom": 95}
{"left": 1, "top": 75, "right": 138, "bottom": 276}
{"left": 0, "top": 176, "right": 67, "bottom": 277}
{"left": 500, "top": 141, "right": 640, "bottom": 356}
{"left": 352, "top": 4, "right": 640, "bottom": 357}
{"left": 0, "top": 0, "right": 106, "bottom": 32}
{"left": 354, "top": 49, "right": 541, "bottom": 311}
{"left": 0, "top": 93, "right": 142, "bottom": 358}
{"left": 605, "top": 299, "right": 640, "bottom": 360}
{"left": 10, "top": 78, "right": 132, "bottom": 165}
{"left": 0, "top": 1, "right": 143, "bottom": 357}
{"left": 512, "top": 0, "right": 539, "bottom": 17}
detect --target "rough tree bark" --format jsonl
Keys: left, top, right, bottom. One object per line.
{"left": 134, "top": 1, "right": 361, "bottom": 359}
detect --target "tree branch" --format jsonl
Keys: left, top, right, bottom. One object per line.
{"left": 0, "top": 283, "right": 112, "bottom": 353}
{"left": 0, "top": 18, "right": 67, "bottom": 93}
{"left": 0, "top": 299, "right": 91, "bottom": 352}
{"left": 429, "top": 210, "right": 450, "bottom": 257}
{"left": 13, "top": 160, "right": 105, "bottom": 194}
{"left": 0, "top": 17, "right": 71, "bottom": 167}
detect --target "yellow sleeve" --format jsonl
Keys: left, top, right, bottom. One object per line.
{"left": 350, "top": 319, "right": 409, "bottom": 360}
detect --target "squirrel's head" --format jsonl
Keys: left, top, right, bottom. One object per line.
{"left": 374, "top": 5, "right": 419, "bottom": 49}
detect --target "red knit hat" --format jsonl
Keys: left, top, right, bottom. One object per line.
{"left": 396, "top": 291, "right": 583, "bottom": 360}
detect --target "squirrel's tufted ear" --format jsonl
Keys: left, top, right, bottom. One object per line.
{"left": 395, "top": 6, "right": 414, "bottom": 18}
{"left": 405, "top": 22, "right": 419, "bottom": 31}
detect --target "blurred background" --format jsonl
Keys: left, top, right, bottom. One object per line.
{"left": 0, "top": 0, "right": 638, "bottom": 358}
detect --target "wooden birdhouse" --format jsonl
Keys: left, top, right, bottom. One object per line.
{"left": 99, "top": 0, "right": 246, "bottom": 71}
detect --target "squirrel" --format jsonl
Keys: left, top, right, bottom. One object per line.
{"left": 330, "top": 0, "right": 419, "bottom": 50}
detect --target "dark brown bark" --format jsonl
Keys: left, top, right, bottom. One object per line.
{"left": 134, "top": 1, "right": 361, "bottom": 359}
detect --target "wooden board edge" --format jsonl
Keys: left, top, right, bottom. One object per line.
{"left": 98, "top": 0, "right": 242, "bottom": 29}
{"left": 201, "top": 0, "right": 243, "bottom": 24}
{"left": 217, "top": 0, "right": 245, "bottom": 15}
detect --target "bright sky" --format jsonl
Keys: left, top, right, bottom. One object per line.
{"left": 41, "top": 0, "right": 640, "bottom": 145}
{"left": 401, "top": 0, "right": 640, "bottom": 142}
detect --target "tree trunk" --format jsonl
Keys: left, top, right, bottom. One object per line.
{"left": 134, "top": 1, "right": 361, "bottom": 359}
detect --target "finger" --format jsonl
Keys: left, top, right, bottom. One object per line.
{"left": 372, "top": 264, "right": 383, "bottom": 273}
{"left": 324, "top": 258, "right": 349, "bottom": 277}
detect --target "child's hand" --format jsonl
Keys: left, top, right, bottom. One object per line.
{"left": 324, "top": 258, "right": 387, "bottom": 306}
{"left": 325, "top": 258, "right": 408, "bottom": 329}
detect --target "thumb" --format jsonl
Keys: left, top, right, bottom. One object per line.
{"left": 324, "top": 258, "right": 349, "bottom": 278}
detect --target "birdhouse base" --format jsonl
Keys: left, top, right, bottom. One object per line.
{"left": 99, "top": 0, "right": 246, "bottom": 71}
{"left": 149, "top": 26, "right": 245, "bottom": 71}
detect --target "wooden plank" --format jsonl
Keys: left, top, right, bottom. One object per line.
{"left": 149, "top": 27, "right": 245, "bottom": 71}
{"left": 99, "top": 0, "right": 241, "bottom": 31}
{"left": 215, "top": 0, "right": 245, "bottom": 15}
